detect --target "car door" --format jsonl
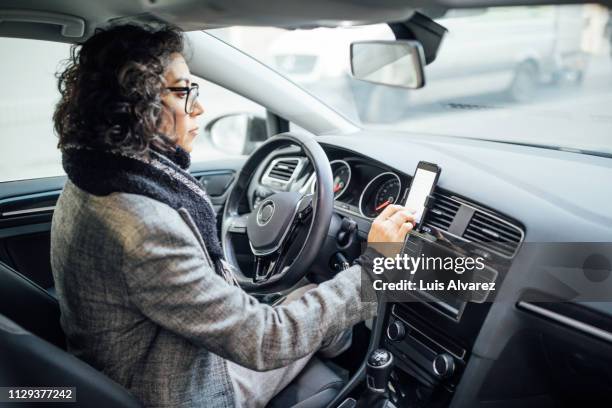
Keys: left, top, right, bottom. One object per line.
{"left": 0, "top": 36, "right": 274, "bottom": 293}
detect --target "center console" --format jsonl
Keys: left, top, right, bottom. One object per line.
{"left": 335, "top": 225, "right": 516, "bottom": 408}
{"left": 381, "top": 301, "right": 491, "bottom": 406}
{"left": 371, "top": 228, "right": 514, "bottom": 407}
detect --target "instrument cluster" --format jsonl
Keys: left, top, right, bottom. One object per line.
{"left": 306, "top": 158, "right": 406, "bottom": 220}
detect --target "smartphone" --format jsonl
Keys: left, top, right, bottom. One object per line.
{"left": 404, "top": 161, "right": 441, "bottom": 228}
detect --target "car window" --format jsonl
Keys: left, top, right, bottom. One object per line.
{"left": 189, "top": 76, "right": 266, "bottom": 163}
{"left": 0, "top": 38, "right": 265, "bottom": 183}
{"left": 0, "top": 38, "right": 68, "bottom": 183}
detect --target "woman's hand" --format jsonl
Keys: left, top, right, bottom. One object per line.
{"left": 367, "top": 205, "right": 416, "bottom": 257}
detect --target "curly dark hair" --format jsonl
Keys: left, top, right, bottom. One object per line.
{"left": 54, "top": 23, "right": 185, "bottom": 155}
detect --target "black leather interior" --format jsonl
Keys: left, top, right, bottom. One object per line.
{"left": 1, "top": 231, "right": 55, "bottom": 290}
{"left": 0, "top": 314, "right": 142, "bottom": 407}
{"left": 0, "top": 261, "right": 65, "bottom": 349}
{"left": 0, "top": 261, "right": 141, "bottom": 406}
{"left": 268, "top": 357, "right": 346, "bottom": 408}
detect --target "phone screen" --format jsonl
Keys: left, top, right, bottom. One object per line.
{"left": 404, "top": 166, "right": 438, "bottom": 225}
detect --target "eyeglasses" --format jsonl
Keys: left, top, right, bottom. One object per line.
{"left": 165, "top": 83, "right": 199, "bottom": 114}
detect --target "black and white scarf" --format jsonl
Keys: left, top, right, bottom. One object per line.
{"left": 62, "top": 144, "right": 236, "bottom": 283}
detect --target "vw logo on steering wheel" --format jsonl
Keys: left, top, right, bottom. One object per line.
{"left": 256, "top": 200, "right": 275, "bottom": 226}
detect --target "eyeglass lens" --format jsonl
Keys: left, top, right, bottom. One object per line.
{"left": 186, "top": 86, "right": 199, "bottom": 114}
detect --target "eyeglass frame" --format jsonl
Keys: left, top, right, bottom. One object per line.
{"left": 165, "top": 83, "right": 200, "bottom": 114}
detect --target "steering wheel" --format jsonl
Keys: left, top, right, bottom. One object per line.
{"left": 222, "top": 133, "right": 334, "bottom": 292}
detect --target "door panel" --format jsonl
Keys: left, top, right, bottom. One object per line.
{"left": 0, "top": 177, "right": 65, "bottom": 290}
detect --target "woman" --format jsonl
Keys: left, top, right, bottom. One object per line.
{"left": 50, "top": 24, "right": 416, "bottom": 407}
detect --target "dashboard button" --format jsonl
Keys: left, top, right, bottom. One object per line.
{"left": 433, "top": 353, "right": 456, "bottom": 379}
{"left": 386, "top": 320, "right": 406, "bottom": 342}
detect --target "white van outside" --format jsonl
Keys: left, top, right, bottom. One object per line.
{"left": 269, "top": 6, "right": 589, "bottom": 122}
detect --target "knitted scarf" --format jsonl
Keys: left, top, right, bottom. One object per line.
{"left": 61, "top": 144, "right": 233, "bottom": 281}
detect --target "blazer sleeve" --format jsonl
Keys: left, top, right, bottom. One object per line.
{"left": 120, "top": 207, "right": 378, "bottom": 371}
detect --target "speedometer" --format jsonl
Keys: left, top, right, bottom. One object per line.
{"left": 374, "top": 178, "right": 401, "bottom": 213}
{"left": 359, "top": 172, "right": 402, "bottom": 219}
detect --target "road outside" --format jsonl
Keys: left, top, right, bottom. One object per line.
{"left": 380, "top": 52, "right": 612, "bottom": 155}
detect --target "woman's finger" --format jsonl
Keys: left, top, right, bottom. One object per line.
{"left": 388, "top": 210, "right": 416, "bottom": 227}
{"left": 398, "top": 221, "right": 414, "bottom": 239}
{"left": 378, "top": 204, "right": 403, "bottom": 220}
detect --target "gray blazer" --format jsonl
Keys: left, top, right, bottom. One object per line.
{"left": 50, "top": 180, "right": 377, "bottom": 407}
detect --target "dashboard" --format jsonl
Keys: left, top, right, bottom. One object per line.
{"left": 251, "top": 144, "right": 525, "bottom": 263}
{"left": 240, "top": 131, "right": 612, "bottom": 407}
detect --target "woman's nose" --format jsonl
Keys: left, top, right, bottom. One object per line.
{"left": 191, "top": 100, "right": 204, "bottom": 117}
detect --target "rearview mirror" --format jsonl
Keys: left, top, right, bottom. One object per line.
{"left": 350, "top": 40, "right": 426, "bottom": 89}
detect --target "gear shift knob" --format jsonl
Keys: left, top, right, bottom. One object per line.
{"left": 366, "top": 348, "right": 394, "bottom": 393}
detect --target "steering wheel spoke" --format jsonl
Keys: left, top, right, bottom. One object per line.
{"left": 226, "top": 213, "right": 249, "bottom": 234}
{"left": 250, "top": 198, "right": 314, "bottom": 283}
{"left": 250, "top": 221, "right": 293, "bottom": 283}
{"left": 252, "top": 253, "right": 282, "bottom": 282}
{"left": 296, "top": 193, "right": 314, "bottom": 222}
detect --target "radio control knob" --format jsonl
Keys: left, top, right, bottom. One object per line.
{"left": 433, "top": 353, "right": 455, "bottom": 379}
{"left": 386, "top": 320, "right": 406, "bottom": 342}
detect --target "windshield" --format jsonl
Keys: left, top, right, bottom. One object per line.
{"left": 208, "top": 4, "right": 612, "bottom": 156}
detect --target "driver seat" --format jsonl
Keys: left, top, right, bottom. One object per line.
{"left": 0, "top": 261, "right": 142, "bottom": 407}
{"left": 0, "top": 261, "right": 346, "bottom": 408}
{"left": 0, "top": 261, "right": 65, "bottom": 348}
{"left": 268, "top": 357, "right": 347, "bottom": 408}
{"left": 0, "top": 314, "right": 143, "bottom": 407}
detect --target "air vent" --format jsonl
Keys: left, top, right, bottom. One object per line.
{"left": 261, "top": 157, "right": 305, "bottom": 187}
{"left": 424, "top": 193, "right": 460, "bottom": 232}
{"left": 463, "top": 210, "right": 523, "bottom": 257}
{"left": 268, "top": 159, "right": 298, "bottom": 181}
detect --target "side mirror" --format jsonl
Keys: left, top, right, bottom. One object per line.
{"left": 350, "top": 40, "right": 426, "bottom": 89}
{"left": 205, "top": 113, "right": 267, "bottom": 156}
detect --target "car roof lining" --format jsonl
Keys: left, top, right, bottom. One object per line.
{"left": 1, "top": 0, "right": 609, "bottom": 44}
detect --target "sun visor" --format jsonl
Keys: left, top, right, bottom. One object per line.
{"left": 0, "top": 9, "right": 87, "bottom": 42}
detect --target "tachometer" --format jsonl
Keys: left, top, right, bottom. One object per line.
{"left": 359, "top": 172, "right": 402, "bottom": 218}
{"left": 311, "top": 160, "right": 351, "bottom": 199}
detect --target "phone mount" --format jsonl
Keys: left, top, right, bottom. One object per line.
{"left": 416, "top": 193, "right": 437, "bottom": 233}
{"left": 399, "top": 194, "right": 437, "bottom": 258}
